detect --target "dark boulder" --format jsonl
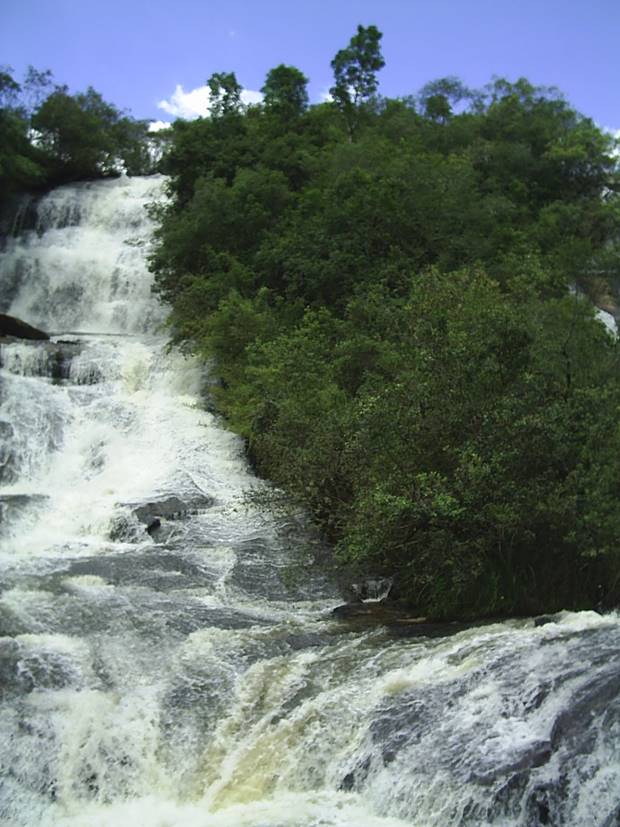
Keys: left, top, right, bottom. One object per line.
{"left": 144, "top": 516, "right": 161, "bottom": 536}
{"left": 387, "top": 618, "right": 475, "bottom": 639}
{"left": 534, "top": 615, "right": 557, "bottom": 628}
{"left": 332, "top": 602, "right": 385, "bottom": 620}
{"left": 330, "top": 601, "right": 477, "bottom": 639}
{"left": 135, "top": 496, "right": 200, "bottom": 534}
{"left": 0, "top": 494, "right": 49, "bottom": 524}
{"left": 110, "top": 494, "right": 216, "bottom": 542}
{"left": 331, "top": 601, "right": 411, "bottom": 624}
{"left": 133, "top": 496, "right": 189, "bottom": 526}
{"left": 349, "top": 577, "right": 395, "bottom": 602}
{"left": 0, "top": 421, "right": 16, "bottom": 483}
{"left": 0, "top": 313, "right": 49, "bottom": 341}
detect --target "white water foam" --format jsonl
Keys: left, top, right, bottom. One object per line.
{"left": 1, "top": 175, "right": 166, "bottom": 334}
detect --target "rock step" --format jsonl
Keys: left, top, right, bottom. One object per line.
{"left": 0, "top": 314, "right": 49, "bottom": 340}
{"left": 110, "top": 494, "right": 216, "bottom": 542}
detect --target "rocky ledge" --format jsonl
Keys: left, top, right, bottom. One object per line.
{"left": 0, "top": 313, "right": 49, "bottom": 340}
{"left": 110, "top": 494, "right": 216, "bottom": 543}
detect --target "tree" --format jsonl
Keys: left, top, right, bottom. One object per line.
{"left": 207, "top": 72, "right": 243, "bottom": 117}
{"left": 0, "top": 67, "right": 46, "bottom": 210}
{"left": 261, "top": 64, "right": 309, "bottom": 119}
{"left": 21, "top": 65, "right": 54, "bottom": 116}
{"left": 418, "top": 76, "right": 471, "bottom": 122}
{"left": 32, "top": 86, "right": 151, "bottom": 181}
{"left": 330, "top": 24, "right": 385, "bottom": 136}
{"left": 150, "top": 61, "right": 620, "bottom": 620}
{"left": 0, "top": 67, "right": 21, "bottom": 109}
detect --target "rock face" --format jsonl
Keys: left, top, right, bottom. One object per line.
{"left": 0, "top": 314, "right": 49, "bottom": 341}
{"left": 0, "top": 494, "right": 49, "bottom": 524}
{"left": 133, "top": 496, "right": 216, "bottom": 535}
{"left": 133, "top": 496, "right": 191, "bottom": 532}
{"left": 0, "top": 422, "right": 15, "bottom": 483}
{"left": 109, "top": 494, "right": 216, "bottom": 542}
{"left": 349, "top": 577, "right": 394, "bottom": 602}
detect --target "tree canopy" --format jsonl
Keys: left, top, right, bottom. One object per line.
{"left": 0, "top": 65, "right": 155, "bottom": 215}
{"left": 262, "top": 65, "right": 309, "bottom": 119}
{"left": 207, "top": 72, "right": 243, "bottom": 117}
{"left": 150, "top": 25, "right": 620, "bottom": 620}
{"left": 330, "top": 24, "right": 385, "bottom": 136}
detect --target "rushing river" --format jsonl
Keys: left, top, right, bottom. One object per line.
{"left": 0, "top": 176, "right": 619, "bottom": 827}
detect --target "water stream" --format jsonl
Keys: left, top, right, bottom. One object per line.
{"left": 0, "top": 176, "right": 618, "bottom": 827}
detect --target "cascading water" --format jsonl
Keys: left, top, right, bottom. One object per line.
{"left": 0, "top": 176, "right": 618, "bottom": 827}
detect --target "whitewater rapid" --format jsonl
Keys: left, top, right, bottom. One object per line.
{"left": 0, "top": 176, "right": 619, "bottom": 827}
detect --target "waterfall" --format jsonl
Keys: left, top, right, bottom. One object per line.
{"left": 1, "top": 177, "right": 619, "bottom": 827}
{"left": 0, "top": 176, "right": 165, "bottom": 334}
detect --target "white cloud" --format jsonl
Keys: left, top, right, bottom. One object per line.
{"left": 157, "top": 83, "right": 263, "bottom": 120}
{"left": 601, "top": 125, "right": 620, "bottom": 139}
{"left": 158, "top": 84, "right": 211, "bottom": 119}
{"left": 242, "top": 89, "right": 263, "bottom": 106}
{"left": 148, "top": 120, "right": 172, "bottom": 132}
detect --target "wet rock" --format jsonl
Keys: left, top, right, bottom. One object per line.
{"left": 64, "top": 550, "right": 211, "bottom": 591}
{"left": 0, "top": 638, "right": 20, "bottom": 687}
{"left": 108, "top": 513, "right": 148, "bottom": 543}
{"left": 368, "top": 695, "right": 428, "bottom": 768}
{"left": 0, "top": 420, "right": 14, "bottom": 440}
{"left": 0, "top": 638, "right": 80, "bottom": 694}
{"left": 110, "top": 494, "right": 215, "bottom": 541}
{"left": 133, "top": 494, "right": 214, "bottom": 526}
{"left": 50, "top": 341, "right": 84, "bottom": 379}
{"left": 0, "top": 313, "right": 49, "bottom": 340}
{"left": 331, "top": 602, "right": 391, "bottom": 621}
{"left": 331, "top": 601, "right": 424, "bottom": 624}
{"left": 387, "top": 619, "right": 476, "bottom": 639}
{"left": 601, "top": 804, "right": 620, "bottom": 827}
{"left": 133, "top": 496, "right": 188, "bottom": 526}
{"left": 534, "top": 615, "right": 556, "bottom": 627}
{"left": 145, "top": 517, "right": 161, "bottom": 535}
{"left": 337, "top": 570, "right": 400, "bottom": 604}
{"left": 550, "top": 666, "right": 620, "bottom": 752}
{"left": 0, "top": 339, "right": 83, "bottom": 380}
{"left": 525, "top": 785, "right": 554, "bottom": 826}
{"left": 0, "top": 421, "right": 15, "bottom": 483}
{"left": 470, "top": 740, "right": 553, "bottom": 785}
{"left": 229, "top": 536, "right": 307, "bottom": 601}
{"left": 339, "top": 756, "right": 372, "bottom": 791}
{"left": 163, "top": 604, "right": 273, "bottom": 634}
{"left": 350, "top": 577, "right": 394, "bottom": 602}
{"left": 286, "top": 632, "right": 329, "bottom": 650}
{"left": 0, "top": 493, "right": 48, "bottom": 524}
{"left": 330, "top": 600, "right": 482, "bottom": 641}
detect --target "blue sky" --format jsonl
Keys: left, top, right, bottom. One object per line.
{"left": 1, "top": 0, "right": 618, "bottom": 130}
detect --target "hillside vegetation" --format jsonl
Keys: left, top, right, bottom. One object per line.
{"left": 0, "top": 65, "right": 156, "bottom": 214}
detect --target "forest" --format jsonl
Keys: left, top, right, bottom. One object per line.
{"left": 4, "top": 26, "right": 620, "bottom": 619}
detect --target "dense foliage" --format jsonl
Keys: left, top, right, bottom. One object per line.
{"left": 151, "top": 27, "right": 620, "bottom": 619}
{"left": 0, "top": 65, "right": 156, "bottom": 215}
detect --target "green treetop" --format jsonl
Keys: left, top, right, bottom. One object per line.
{"left": 330, "top": 24, "right": 385, "bottom": 136}
{"left": 261, "top": 64, "right": 309, "bottom": 119}
{"left": 207, "top": 72, "right": 243, "bottom": 117}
